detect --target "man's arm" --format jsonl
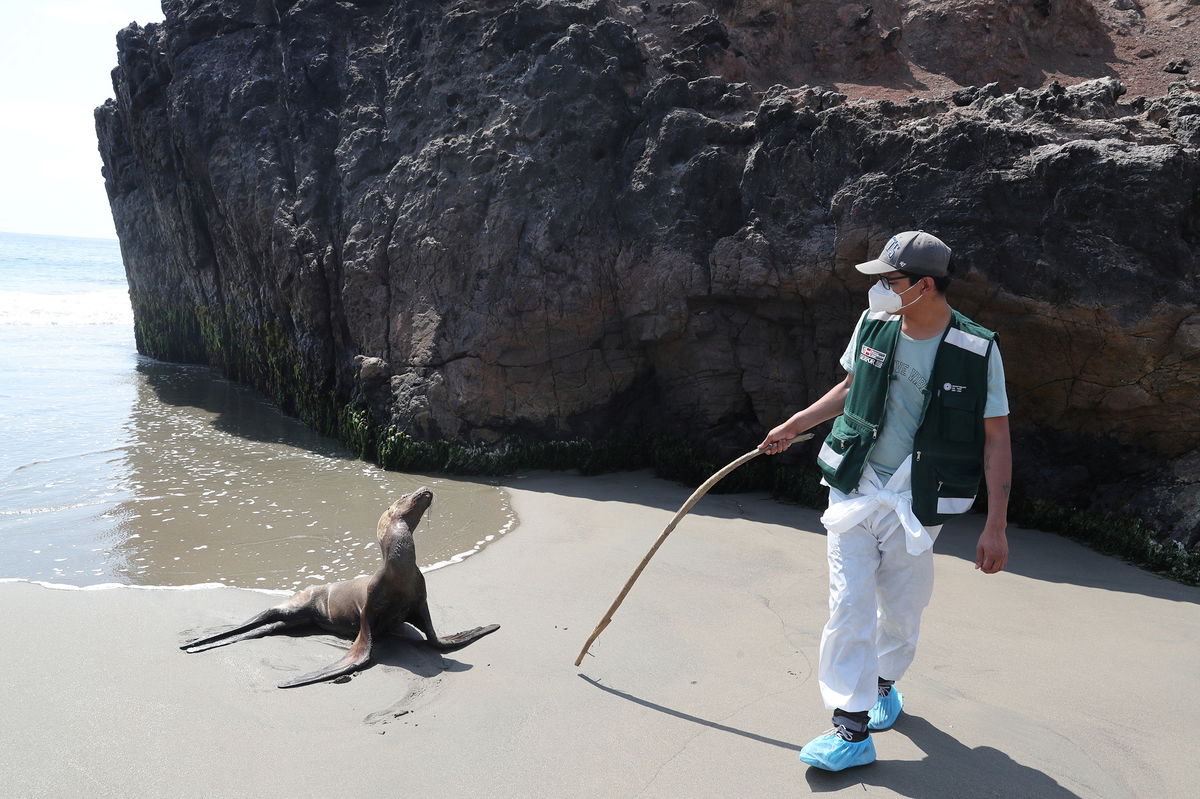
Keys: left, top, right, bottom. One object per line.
{"left": 758, "top": 373, "right": 854, "bottom": 454}
{"left": 976, "top": 415, "right": 1011, "bottom": 574}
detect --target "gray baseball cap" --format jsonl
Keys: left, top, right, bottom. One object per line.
{"left": 855, "top": 230, "right": 952, "bottom": 277}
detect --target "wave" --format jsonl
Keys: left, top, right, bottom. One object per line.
{"left": 4, "top": 445, "right": 132, "bottom": 476}
{"left": 0, "top": 577, "right": 291, "bottom": 596}
{"left": 0, "top": 288, "right": 133, "bottom": 326}
{"left": 420, "top": 513, "right": 517, "bottom": 573}
{"left": 0, "top": 500, "right": 112, "bottom": 517}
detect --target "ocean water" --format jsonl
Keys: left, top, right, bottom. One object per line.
{"left": 0, "top": 231, "right": 514, "bottom": 589}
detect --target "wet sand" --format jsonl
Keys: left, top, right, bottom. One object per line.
{"left": 2, "top": 470, "right": 1197, "bottom": 798}
{"left": 1, "top": 354, "right": 514, "bottom": 588}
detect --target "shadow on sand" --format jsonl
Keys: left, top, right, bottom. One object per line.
{"left": 179, "top": 623, "right": 471, "bottom": 684}
{"left": 805, "top": 714, "right": 1080, "bottom": 798}
{"left": 578, "top": 674, "right": 802, "bottom": 752}
{"left": 579, "top": 674, "right": 1077, "bottom": 797}
{"left": 527, "top": 471, "right": 1200, "bottom": 606}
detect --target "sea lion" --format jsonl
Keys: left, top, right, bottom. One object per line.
{"left": 180, "top": 487, "right": 499, "bottom": 688}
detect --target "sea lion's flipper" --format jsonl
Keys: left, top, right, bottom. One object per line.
{"left": 277, "top": 615, "right": 374, "bottom": 689}
{"left": 410, "top": 601, "right": 500, "bottom": 652}
{"left": 181, "top": 606, "right": 306, "bottom": 652}
{"left": 181, "top": 620, "right": 292, "bottom": 653}
{"left": 429, "top": 624, "right": 500, "bottom": 652}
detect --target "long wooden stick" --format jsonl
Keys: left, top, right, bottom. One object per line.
{"left": 573, "top": 434, "right": 812, "bottom": 666}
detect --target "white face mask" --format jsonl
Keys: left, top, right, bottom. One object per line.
{"left": 867, "top": 278, "right": 924, "bottom": 315}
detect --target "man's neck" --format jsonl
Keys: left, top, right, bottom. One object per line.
{"left": 900, "top": 295, "right": 953, "bottom": 340}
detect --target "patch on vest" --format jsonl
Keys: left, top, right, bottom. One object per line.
{"left": 859, "top": 345, "right": 887, "bottom": 369}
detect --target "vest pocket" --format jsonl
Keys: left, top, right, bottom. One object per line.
{"left": 820, "top": 415, "right": 867, "bottom": 485}
{"left": 933, "top": 467, "right": 981, "bottom": 516}
{"left": 830, "top": 415, "right": 863, "bottom": 448}
{"left": 938, "top": 391, "right": 979, "bottom": 443}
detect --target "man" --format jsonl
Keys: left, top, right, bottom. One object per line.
{"left": 759, "top": 230, "right": 1011, "bottom": 771}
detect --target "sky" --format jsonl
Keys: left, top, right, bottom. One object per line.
{"left": 0, "top": 0, "right": 165, "bottom": 240}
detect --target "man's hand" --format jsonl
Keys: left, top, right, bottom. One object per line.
{"left": 975, "top": 522, "right": 1009, "bottom": 574}
{"left": 758, "top": 423, "right": 801, "bottom": 454}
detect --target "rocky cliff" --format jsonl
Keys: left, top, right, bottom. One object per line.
{"left": 96, "top": 0, "right": 1200, "bottom": 552}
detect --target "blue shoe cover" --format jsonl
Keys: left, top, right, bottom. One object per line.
{"left": 868, "top": 687, "right": 903, "bottom": 731}
{"left": 798, "top": 731, "right": 876, "bottom": 771}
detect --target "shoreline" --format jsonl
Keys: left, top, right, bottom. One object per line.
{"left": 0, "top": 577, "right": 291, "bottom": 596}
{"left": 2, "top": 470, "right": 1197, "bottom": 797}
{"left": 0, "top": 478, "right": 516, "bottom": 591}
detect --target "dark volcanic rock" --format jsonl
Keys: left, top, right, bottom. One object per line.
{"left": 97, "top": 0, "right": 1200, "bottom": 550}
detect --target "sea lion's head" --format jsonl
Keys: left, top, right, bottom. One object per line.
{"left": 381, "top": 487, "right": 434, "bottom": 536}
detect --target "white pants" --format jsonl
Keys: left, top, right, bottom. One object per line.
{"left": 818, "top": 467, "right": 941, "bottom": 712}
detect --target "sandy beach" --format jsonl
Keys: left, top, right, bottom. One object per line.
{"left": 2, "top": 470, "right": 1197, "bottom": 798}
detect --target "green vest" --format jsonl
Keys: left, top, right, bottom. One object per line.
{"left": 817, "top": 309, "right": 996, "bottom": 526}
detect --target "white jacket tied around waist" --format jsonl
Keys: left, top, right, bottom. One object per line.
{"left": 819, "top": 455, "right": 936, "bottom": 555}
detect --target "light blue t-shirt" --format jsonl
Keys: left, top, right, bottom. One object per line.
{"left": 839, "top": 311, "right": 1009, "bottom": 482}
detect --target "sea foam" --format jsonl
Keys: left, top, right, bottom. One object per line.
{"left": 0, "top": 288, "right": 133, "bottom": 326}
